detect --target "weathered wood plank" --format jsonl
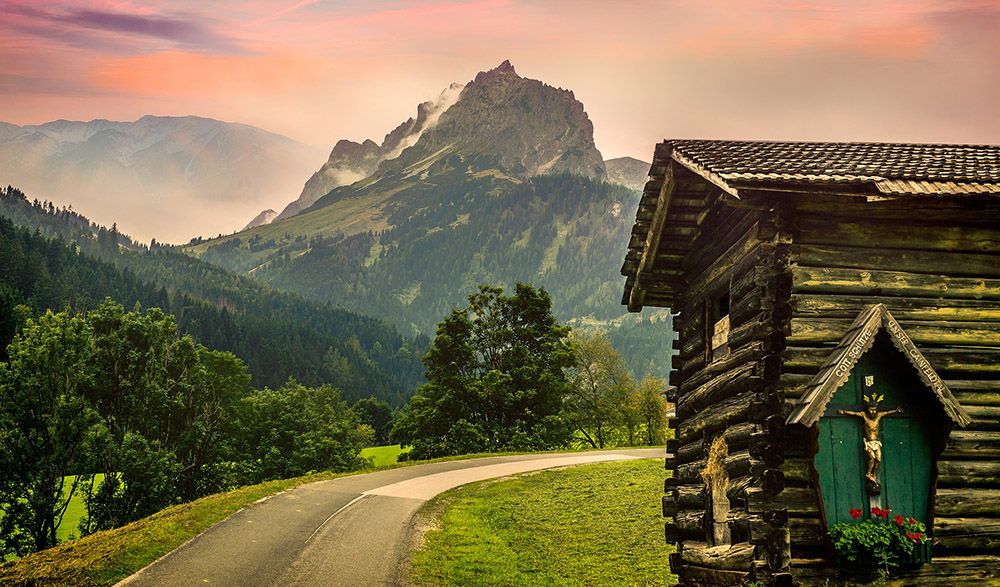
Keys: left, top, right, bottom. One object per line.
{"left": 938, "top": 460, "right": 1000, "bottom": 487}
{"left": 680, "top": 342, "right": 765, "bottom": 390}
{"left": 791, "top": 266, "right": 1000, "bottom": 301}
{"left": 942, "top": 431, "right": 1000, "bottom": 459}
{"left": 796, "top": 244, "right": 1000, "bottom": 278}
{"left": 789, "top": 317, "right": 1000, "bottom": 347}
{"left": 680, "top": 541, "right": 756, "bottom": 571}
{"left": 747, "top": 487, "right": 819, "bottom": 515}
{"left": 782, "top": 458, "right": 813, "bottom": 487}
{"left": 782, "top": 345, "right": 1000, "bottom": 375}
{"left": 797, "top": 216, "right": 1000, "bottom": 254}
{"left": 676, "top": 363, "right": 758, "bottom": 418}
{"left": 791, "top": 555, "right": 1000, "bottom": 584}
{"left": 680, "top": 564, "right": 749, "bottom": 586}
{"left": 677, "top": 391, "right": 754, "bottom": 443}
{"left": 935, "top": 488, "right": 1000, "bottom": 517}
{"left": 792, "top": 293, "right": 1000, "bottom": 322}
{"left": 935, "top": 517, "right": 1000, "bottom": 551}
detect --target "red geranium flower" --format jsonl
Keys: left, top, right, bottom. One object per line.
{"left": 906, "top": 531, "right": 923, "bottom": 542}
{"left": 894, "top": 514, "right": 905, "bottom": 526}
{"left": 870, "top": 506, "right": 889, "bottom": 518}
{"left": 849, "top": 508, "right": 862, "bottom": 519}
{"left": 908, "top": 517, "right": 917, "bottom": 524}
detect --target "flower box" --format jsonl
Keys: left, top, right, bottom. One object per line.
{"left": 906, "top": 540, "right": 933, "bottom": 566}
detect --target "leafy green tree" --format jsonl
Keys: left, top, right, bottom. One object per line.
{"left": 80, "top": 300, "right": 251, "bottom": 532}
{"left": 564, "top": 332, "right": 635, "bottom": 448}
{"left": 228, "top": 381, "right": 372, "bottom": 484}
{"left": 636, "top": 375, "right": 669, "bottom": 446}
{"left": 0, "top": 311, "right": 98, "bottom": 556}
{"left": 396, "top": 284, "right": 575, "bottom": 459}
{"left": 353, "top": 397, "right": 394, "bottom": 445}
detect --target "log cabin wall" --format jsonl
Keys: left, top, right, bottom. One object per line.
{"left": 663, "top": 188, "right": 796, "bottom": 586}
{"left": 778, "top": 195, "right": 1000, "bottom": 584}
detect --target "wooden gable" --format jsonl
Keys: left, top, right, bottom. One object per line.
{"left": 787, "top": 304, "right": 971, "bottom": 428}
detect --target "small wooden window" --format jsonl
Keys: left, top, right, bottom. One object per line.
{"left": 704, "top": 291, "right": 731, "bottom": 363}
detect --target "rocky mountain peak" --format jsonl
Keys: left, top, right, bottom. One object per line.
{"left": 474, "top": 59, "right": 518, "bottom": 82}
{"left": 388, "top": 62, "right": 605, "bottom": 180}
{"left": 279, "top": 62, "right": 606, "bottom": 221}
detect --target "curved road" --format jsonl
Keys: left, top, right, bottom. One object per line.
{"left": 117, "top": 448, "right": 662, "bottom": 586}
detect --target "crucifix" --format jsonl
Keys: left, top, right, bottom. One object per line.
{"left": 837, "top": 376, "right": 901, "bottom": 495}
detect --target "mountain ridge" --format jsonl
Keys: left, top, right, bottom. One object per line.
{"left": 0, "top": 115, "right": 324, "bottom": 243}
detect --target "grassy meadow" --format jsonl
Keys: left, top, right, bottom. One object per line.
{"left": 409, "top": 457, "right": 675, "bottom": 586}
{"left": 361, "top": 444, "right": 411, "bottom": 467}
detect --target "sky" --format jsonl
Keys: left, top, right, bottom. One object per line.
{"left": 2, "top": 0, "right": 999, "bottom": 161}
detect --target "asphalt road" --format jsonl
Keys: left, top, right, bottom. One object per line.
{"left": 116, "top": 448, "right": 663, "bottom": 587}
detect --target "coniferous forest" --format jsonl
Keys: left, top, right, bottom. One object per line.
{"left": 0, "top": 186, "right": 425, "bottom": 406}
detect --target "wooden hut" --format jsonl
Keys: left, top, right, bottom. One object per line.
{"left": 620, "top": 140, "right": 1000, "bottom": 585}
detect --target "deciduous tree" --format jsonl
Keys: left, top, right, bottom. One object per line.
{"left": 396, "top": 284, "right": 575, "bottom": 458}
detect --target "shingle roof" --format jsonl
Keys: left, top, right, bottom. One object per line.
{"left": 621, "top": 139, "right": 1000, "bottom": 311}
{"left": 671, "top": 139, "right": 1000, "bottom": 196}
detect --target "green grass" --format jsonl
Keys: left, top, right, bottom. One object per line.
{"left": 1, "top": 446, "right": 661, "bottom": 586}
{"left": 409, "top": 458, "right": 675, "bottom": 587}
{"left": 0, "top": 470, "right": 362, "bottom": 586}
{"left": 360, "top": 444, "right": 410, "bottom": 467}
{"left": 57, "top": 475, "right": 104, "bottom": 543}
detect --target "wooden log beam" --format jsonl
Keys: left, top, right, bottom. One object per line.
{"left": 781, "top": 458, "right": 813, "bottom": 487}
{"left": 675, "top": 484, "right": 705, "bottom": 508}
{"left": 796, "top": 216, "right": 1000, "bottom": 254}
{"left": 795, "top": 243, "right": 1000, "bottom": 278}
{"left": 791, "top": 266, "right": 1000, "bottom": 301}
{"left": 677, "top": 391, "right": 754, "bottom": 443}
{"left": 791, "top": 555, "right": 1000, "bottom": 584}
{"left": 680, "top": 342, "right": 764, "bottom": 391}
{"left": 679, "top": 541, "right": 756, "bottom": 571}
{"left": 935, "top": 488, "right": 1000, "bottom": 517}
{"left": 943, "top": 431, "right": 1000, "bottom": 459}
{"left": 680, "top": 564, "right": 749, "bottom": 586}
{"left": 792, "top": 293, "right": 1000, "bottom": 322}
{"left": 935, "top": 517, "right": 1000, "bottom": 552}
{"left": 677, "top": 364, "right": 758, "bottom": 418}
{"left": 938, "top": 460, "right": 1000, "bottom": 487}
{"left": 788, "top": 317, "right": 1000, "bottom": 347}
{"left": 746, "top": 487, "right": 819, "bottom": 515}
{"left": 782, "top": 346, "right": 1000, "bottom": 375}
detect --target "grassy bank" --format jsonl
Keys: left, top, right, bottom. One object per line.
{"left": 409, "top": 458, "right": 675, "bottom": 586}
{"left": 2, "top": 446, "right": 651, "bottom": 586}
{"left": 47, "top": 446, "right": 404, "bottom": 544}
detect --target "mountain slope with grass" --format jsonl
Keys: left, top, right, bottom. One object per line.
{"left": 184, "top": 62, "right": 673, "bottom": 378}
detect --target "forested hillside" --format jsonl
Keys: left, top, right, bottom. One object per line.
{"left": 0, "top": 186, "right": 425, "bottom": 405}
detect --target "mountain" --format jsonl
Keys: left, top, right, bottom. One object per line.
{"left": 605, "top": 157, "right": 651, "bottom": 192}
{"left": 185, "top": 62, "right": 673, "bottom": 378}
{"left": 243, "top": 209, "right": 278, "bottom": 230}
{"left": 0, "top": 115, "right": 325, "bottom": 243}
{"left": 0, "top": 185, "right": 425, "bottom": 406}
{"left": 280, "top": 83, "right": 465, "bottom": 220}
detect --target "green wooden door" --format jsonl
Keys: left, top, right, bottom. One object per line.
{"left": 815, "top": 335, "right": 939, "bottom": 525}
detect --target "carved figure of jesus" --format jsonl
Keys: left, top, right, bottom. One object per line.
{"left": 838, "top": 403, "right": 902, "bottom": 487}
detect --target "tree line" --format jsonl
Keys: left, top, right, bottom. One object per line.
{"left": 393, "top": 284, "right": 669, "bottom": 460}
{"left": 0, "top": 299, "right": 375, "bottom": 558}
{"left": 0, "top": 186, "right": 425, "bottom": 406}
